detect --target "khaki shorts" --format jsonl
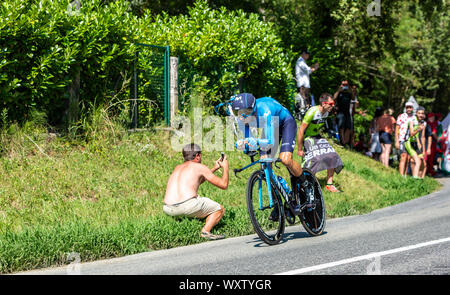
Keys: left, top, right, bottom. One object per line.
{"left": 163, "top": 196, "right": 222, "bottom": 219}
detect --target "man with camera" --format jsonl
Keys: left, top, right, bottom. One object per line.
{"left": 163, "top": 143, "right": 229, "bottom": 240}
{"left": 334, "top": 80, "right": 354, "bottom": 147}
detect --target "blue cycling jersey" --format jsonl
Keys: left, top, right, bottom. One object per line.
{"left": 254, "top": 97, "right": 292, "bottom": 122}
{"left": 236, "top": 97, "right": 294, "bottom": 151}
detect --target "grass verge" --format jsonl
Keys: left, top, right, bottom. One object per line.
{"left": 0, "top": 116, "right": 441, "bottom": 273}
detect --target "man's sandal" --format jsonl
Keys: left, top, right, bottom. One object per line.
{"left": 201, "top": 231, "right": 225, "bottom": 240}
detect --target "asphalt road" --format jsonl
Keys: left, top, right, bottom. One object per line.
{"left": 21, "top": 177, "right": 450, "bottom": 275}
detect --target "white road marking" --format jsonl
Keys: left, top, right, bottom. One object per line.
{"left": 275, "top": 237, "right": 450, "bottom": 275}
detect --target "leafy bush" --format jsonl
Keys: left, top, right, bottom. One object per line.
{"left": 0, "top": 0, "right": 138, "bottom": 125}
{"left": 0, "top": 0, "right": 296, "bottom": 127}
{"left": 134, "top": 0, "right": 295, "bottom": 111}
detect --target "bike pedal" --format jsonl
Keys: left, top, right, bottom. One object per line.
{"left": 305, "top": 203, "right": 315, "bottom": 212}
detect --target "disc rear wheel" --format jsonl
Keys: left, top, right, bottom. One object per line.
{"left": 298, "top": 169, "right": 326, "bottom": 236}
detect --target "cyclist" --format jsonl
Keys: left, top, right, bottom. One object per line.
{"left": 297, "top": 93, "right": 344, "bottom": 192}
{"left": 232, "top": 93, "right": 306, "bottom": 212}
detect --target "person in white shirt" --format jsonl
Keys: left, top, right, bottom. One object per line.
{"left": 295, "top": 49, "right": 319, "bottom": 107}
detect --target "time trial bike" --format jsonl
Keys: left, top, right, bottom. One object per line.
{"left": 234, "top": 149, "right": 326, "bottom": 245}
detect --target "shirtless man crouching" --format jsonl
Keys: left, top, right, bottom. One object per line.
{"left": 163, "top": 143, "right": 229, "bottom": 240}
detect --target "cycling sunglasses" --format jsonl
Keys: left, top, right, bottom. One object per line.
{"left": 323, "top": 101, "right": 335, "bottom": 106}
{"left": 238, "top": 108, "right": 255, "bottom": 119}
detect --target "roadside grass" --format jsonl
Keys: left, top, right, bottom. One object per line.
{"left": 0, "top": 115, "right": 441, "bottom": 274}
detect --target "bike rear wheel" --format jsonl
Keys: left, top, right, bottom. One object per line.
{"left": 298, "top": 169, "right": 326, "bottom": 236}
{"left": 246, "top": 170, "right": 285, "bottom": 245}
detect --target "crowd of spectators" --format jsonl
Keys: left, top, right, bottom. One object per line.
{"left": 344, "top": 96, "right": 447, "bottom": 178}
{"left": 314, "top": 81, "right": 446, "bottom": 178}
{"left": 294, "top": 51, "right": 447, "bottom": 178}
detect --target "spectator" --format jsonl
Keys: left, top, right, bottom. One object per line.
{"left": 421, "top": 112, "right": 432, "bottom": 178}
{"left": 377, "top": 108, "right": 396, "bottom": 167}
{"left": 416, "top": 107, "right": 428, "bottom": 178}
{"left": 405, "top": 107, "right": 426, "bottom": 178}
{"left": 297, "top": 93, "right": 344, "bottom": 193}
{"left": 426, "top": 113, "right": 439, "bottom": 176}
{"left": 436, "top": 113, "right": 450, "bottom": 175}
{"left": 353, "top": 133, "right": 368, "bottom": 154}
{"left": 395, "top": 101, "right": 417, "bottom": 176}
{"left": 334, "top": 80, "right": 353, "bottom": 147}
{"left": 163, "top": 143, "right": 229, "bottom": 240}
{"left": 295, "top": 49, "right": 319, "bottom": 109}
{"left": 368, "top": 107, "right": 383, "bottom": 160}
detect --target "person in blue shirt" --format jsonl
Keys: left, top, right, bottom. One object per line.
{"left": 232, "top": 93, "right": 303, "bottom": 178}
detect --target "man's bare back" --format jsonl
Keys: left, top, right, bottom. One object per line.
{"left": 163, "top": 144, "right": 229, "bottom": 239}
{"left": 164, "top": 155, "right": 229, "bottom": 205}
{"left": 164, "top": 161, "right": 205, "bottom": 205}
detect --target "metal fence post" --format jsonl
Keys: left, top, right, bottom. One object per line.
{"left": 131, "top": 50, "right": 139, "bottom": 129}
{"left": 164, "top": 46, "right": 170, "bottom": 126}
{"left": 170, "top": 56, "right": 179, "bottom": 126}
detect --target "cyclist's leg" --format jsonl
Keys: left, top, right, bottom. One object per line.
{"left": 280, "top": 152, "right": 302, "bottom": 177}
{"left": 279, "top": 117, "right": 302, "bottom": 177}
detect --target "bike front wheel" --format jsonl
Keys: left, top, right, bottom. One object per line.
{"left": 246, "top": 170, "right": 285, "bottom": 245}
{"left": 298, "top": 169, "right": 326, "bottom": 236}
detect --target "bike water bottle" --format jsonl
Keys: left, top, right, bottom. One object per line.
{"left": 278, "top": 176, "right": 291, "bottom": 195}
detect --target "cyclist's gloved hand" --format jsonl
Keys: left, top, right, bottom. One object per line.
{"left": 245, "top": 137, "right": 258, "bottom": 151}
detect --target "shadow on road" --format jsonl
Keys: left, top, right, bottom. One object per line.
{"left": 246, "top": 230, "right": 328, "bottom": 247}
{"left": 283, "top": 230, "right": 328, "bottom": 242}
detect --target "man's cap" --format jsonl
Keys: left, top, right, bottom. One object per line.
{"left": 427, "top": 112, "right": 435, "bottom": 118}
{"left": 405, "top": 102, "right": 414, "bottom": 107}
{"left": 230, "top": 93, "right": 256, "bottom": 110}
{"left": 301, "top": 48, "right": 310, "bottom": 55}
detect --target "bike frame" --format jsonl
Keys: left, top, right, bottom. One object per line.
{"left": 237, "top": 157, "right": 291, "bottom": 210}
{"left": 214, "top": 99, "right": 291, "bottom": 211}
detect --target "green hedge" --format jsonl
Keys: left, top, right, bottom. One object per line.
{"left": 0, "top": 0, "right": 138, "bottom": 125}
{"left": 139, "top": 0, "right": 295, "bottom": 110}
{"left": 0, "top": 0, "right": 295, "bottom": 126}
